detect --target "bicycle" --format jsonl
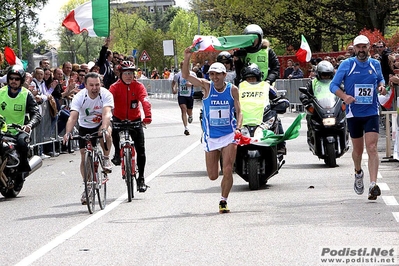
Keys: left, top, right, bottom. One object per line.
{"left": 113, "top": 120, "right": 144, "bottom": 202}
{"left": 70, "top": 130, "right": 109, "bottom": 214}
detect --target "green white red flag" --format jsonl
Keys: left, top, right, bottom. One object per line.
{"left": 62, "top": 0, "right": 109, "bottom": 37}
{"left": 295, "top": 35, "right": 312, "bottom": 62}
{"left": 191, "top": 34, "right": 258, "bottom": 52}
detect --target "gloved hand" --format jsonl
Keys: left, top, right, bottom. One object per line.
{"left": 233, "top": 49, "right": 247, "bottom": 58}
{"left": 143, "top": 117, "right": 152, "bottom": 125}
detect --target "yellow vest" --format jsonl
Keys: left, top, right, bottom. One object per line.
{"left": 239, "top": 81, "right": 269, "bottom": 126}
{"left": 0, "top": 86, "right": 28, "bottom": 135}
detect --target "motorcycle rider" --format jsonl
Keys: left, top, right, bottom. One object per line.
{"left": 239, "top": 63, "right": 278, "bottom": 125}
{"left": 0, "top": 65, "right": 41, "bottom": 191}
{"left": 216, "top": 51, "right": 236, "bottom": 84}
{"left": 109, "top": 61, "right": 152, "bottom": 193}
{"left": 233, "top": 24, "right": 286, "bottom": 154}
{"left": 299, "top": 60, "right": 342, "bottom": 142}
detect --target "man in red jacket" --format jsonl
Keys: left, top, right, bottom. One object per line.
{"left": 109, "top": 61, "right": 152, "bottom": 192}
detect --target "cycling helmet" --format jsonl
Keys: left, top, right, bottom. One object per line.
{"left": 7, "top": 65, "right": 26, "bottom": 84}
{"left": 316, "top": 60, "right": 334, "bottom": 81}
{"left": 243, "top": 24, "right": 263, "bottom": 53}
{"left": 241, "top": 63, "right": 263, "bottom": 82}
{"left": 118, "top": 60, "right": 136, "bottom": 72}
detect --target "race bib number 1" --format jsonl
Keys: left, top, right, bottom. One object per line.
{"left": 354, "top": 84, "right": 373, "bottom": 104}
{"left": 209, "top": 105, "right": 230, "bottom": 126}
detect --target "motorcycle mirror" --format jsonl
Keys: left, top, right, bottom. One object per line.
{"left": 298, "top": 87, "right": 308, "bottom": 95}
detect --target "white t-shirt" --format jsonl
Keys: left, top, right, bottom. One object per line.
{"left": 70, "top": 87, "right": 114, "bottom": 128}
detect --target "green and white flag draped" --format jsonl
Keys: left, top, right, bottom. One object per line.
{"left": 255, "top": 113, "right": 305, "bottom": 147}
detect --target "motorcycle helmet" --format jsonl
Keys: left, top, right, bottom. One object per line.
{"left": 316, "top": 60, "right": 334, "bottom": 81}
{"left": 216, "top": 51, "right": 233, "bottom": 69}
{"left": 7, "top": 65, "right": 26, "bottom": 84}
{"left": 241, "top": 63, "right": 263, "bottom": 82}
{"left": 243, "top": 24, "right": 263, "bottom": 53}
{"left": 118, "top": 60, "right": 136, "bottom": 72}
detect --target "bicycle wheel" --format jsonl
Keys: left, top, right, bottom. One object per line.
{"left": 124, "top": 148, "right": 134, "bottom": 202}
{"left": 97, "top": 155, "right": 107, "bottom": 210}
{"left": 84, "top": 152, "right": 96, "bottom": 214}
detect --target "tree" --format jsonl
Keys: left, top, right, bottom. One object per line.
{"left": 0, "top": 0, "right": 48, "bottom": 48}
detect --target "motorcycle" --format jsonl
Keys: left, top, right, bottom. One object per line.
{"left": 235, "top": 95, "right": 288, "bottom": 190}
{"left": 299, "top": 87, "right": 349, "bottom": 167}
{"left": 0, "top": 124, "right": 42, "bottom": 198}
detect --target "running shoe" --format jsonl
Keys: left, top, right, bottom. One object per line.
{"left": 184, "top": 129, "right": 190, "bottom": 136}
{"left": 102, "top": 157, "right": 113, "bottom": 173}
{"left": 188, "top": 116, "right": 193, "bottom": 123}
{"left": 354, "top": 169, "right": 364, "bottom": 195}
{"left": 111, "top": 154, "right": 121, "bottom": 166}
{"left": 368, "top": 183, "right": 381, "bottom": 200}
{"left": 81, "top": 190, "right": 87, "bottom": 205}
{"left": 137, "top": 178, "right": 149, "bottom": 193}
{"left": 219, "top": 200, "right": 230, "bottom": 214}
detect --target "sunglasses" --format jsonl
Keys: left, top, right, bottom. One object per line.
{"left": 9, "top": 77, "right": 21, "bottom": 81}
{"left": 376, "top": 46, "right": 384, "bottom": 48}
{"left": 79, "top": 74, "right": 85, "bottom": 76}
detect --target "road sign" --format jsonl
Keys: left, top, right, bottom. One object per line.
{"left": 139, "top": 50, "right": 151, "bottom": 62}
{"left": 132, "top": 49, "right": 138, "bottom": 58}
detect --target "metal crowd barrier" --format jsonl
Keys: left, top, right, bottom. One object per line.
{"left": 142, "top": 78, "right": 311, "bottom": 111}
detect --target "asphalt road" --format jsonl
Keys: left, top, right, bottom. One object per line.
{"left": 1, "top": 99, "right": 398, "bottom": 266}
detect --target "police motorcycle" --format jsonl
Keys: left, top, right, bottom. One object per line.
{"left": 299, "top": 60, "right": 349, "bottom": 167}
{"left": 235, "top": 64, "right": 289, "bottom": 190}
{"left": 0, "top": 123, "right": 42, "bottom": 198}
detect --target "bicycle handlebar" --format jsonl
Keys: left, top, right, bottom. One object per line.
{"left": 113, "top": 120, "right": 144, "bottom": 130}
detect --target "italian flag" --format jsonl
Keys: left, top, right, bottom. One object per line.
{"left": 62, "top": 0, "right": 109, "bottom": 37}
{"left": 295, "top": 35, "right": 312, "bottom": 62}
{"left": 4, "top": 47, "right": 23, "bottom": 67}
{"left": 191, "top": 34, "right": 258, "bottom": 52}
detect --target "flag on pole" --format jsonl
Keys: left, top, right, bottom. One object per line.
{"left": 62, "top": 0, "right": 110, "bottom": 37}
{"left": 191, "top": 34, "right": 258, "bottom": 52}
{"left": 295, "top": 35, "right": 312, "bottom": 62}
{"left": 4, "top": 47, "right": 23, "bottom": 67}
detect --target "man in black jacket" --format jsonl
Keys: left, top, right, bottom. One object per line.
{"left": 98, "top": 37, "right": 116, "bottom": 89}
{"left": 233, "top": 24, "right": 286, "bottom": 155}
{"left": 0, "top": 65, "right": 41, "bottom": 190}
{"left": 233, "top": 24, "right": 280, "bottom": 86}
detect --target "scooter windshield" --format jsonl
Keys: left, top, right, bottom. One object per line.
{"left": 314, "top": 94, "right": 338, "bottom": 109}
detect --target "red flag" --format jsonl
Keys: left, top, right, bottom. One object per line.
{"left": 4, "top": 47, "right": 23, "bottom": 66}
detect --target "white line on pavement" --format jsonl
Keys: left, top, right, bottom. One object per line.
{"left": 382, "top": 196, "right": 399, "bottom": 206}
{"left": 393, "top": 212, "right": 399, "bottom": 222}
{"left": 15, "top": 140, "right": 201, "bottom": 266}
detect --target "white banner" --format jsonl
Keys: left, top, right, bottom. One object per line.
{"left": 163, "top": 40, "right": 174, "bottom": 56}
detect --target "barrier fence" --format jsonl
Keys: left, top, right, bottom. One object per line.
{"left": 28, "top": 80, "right": 396, "bottom": 160}
{"left": 142, "top": 78, "right": 311, "bottom": 111}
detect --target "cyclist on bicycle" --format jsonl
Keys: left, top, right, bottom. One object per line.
{"left": 109, "top": 61, "right": 152, "bottom": 193}
{"left": 62, "top": 72, "right": 114, "bottom": 204}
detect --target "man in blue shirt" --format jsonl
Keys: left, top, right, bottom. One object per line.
{"left": 330, "top": 35, "right": 386, "bottom": 200}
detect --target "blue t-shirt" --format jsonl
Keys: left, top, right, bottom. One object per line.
{"left": 330, "top": 57, "right": 384, "bottom": 118}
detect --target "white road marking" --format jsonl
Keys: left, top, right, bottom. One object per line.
{"left": 393, "top": 212, "right": 399, "bottom": 222}
{"left": 15, "top": 140, "right": 201, "bottom": 266}
{"left": 377, "top": 182, "right": 390, "bottom": 191}
{"left": 382, "top": 196, "right": 399, "bottom": 206}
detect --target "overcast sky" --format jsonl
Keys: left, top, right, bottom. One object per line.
{"left": 37, "top": 0, "right": 189, "bottom": 47}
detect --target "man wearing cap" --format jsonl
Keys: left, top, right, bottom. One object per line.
{"left": 182, "top": 46, "right": 242, "bottom": 214}
{"left": 330, "top": 35, "right": 386, "bottom": 200}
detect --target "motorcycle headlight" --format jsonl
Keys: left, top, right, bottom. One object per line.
{"left": 254, "top": 127, "right": 264, "bottom": 140}
{"left": 241, "top": 127, "right": 250, "bottom": 137}
{"left": 322, "top": 117, "right": 336, "bottom": 126}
